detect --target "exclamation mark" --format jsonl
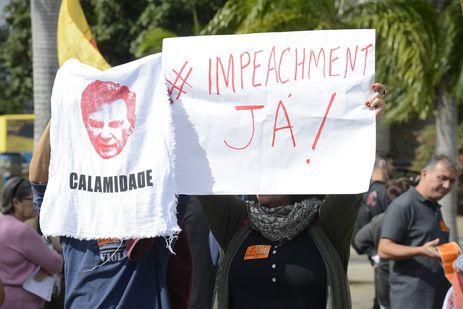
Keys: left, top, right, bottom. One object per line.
{"left": 306, "top": 92, "right": 337, "bottom": 164}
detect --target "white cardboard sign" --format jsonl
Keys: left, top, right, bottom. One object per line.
{"left": 162, "top": 29, "right": 376, "bottom": 194}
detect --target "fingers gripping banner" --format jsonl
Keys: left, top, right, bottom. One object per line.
{"left": 41, "top": 54, "right": 178, "bottom": 239}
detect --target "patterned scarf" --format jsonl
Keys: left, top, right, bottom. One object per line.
{"left": 246, "top": 197, "right": 324, "bottom": 244}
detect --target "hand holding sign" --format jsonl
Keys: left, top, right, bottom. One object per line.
{"left": 366, "top": 83, "right": 386, "bottom": 117}
{"left": 163, "top": 29, "right": 378, "bottom": 194}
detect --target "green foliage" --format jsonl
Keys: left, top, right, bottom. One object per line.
{"left": 413, "top": 121, "right": 463, "bottom": 170}
{"left": 346, "top": 0, "right": 463, "bottom": 124}
{"left": 82, "top": 0, "right": 152, "bottom": 65}
{"left": 131, "top": 27, "right": 177, "bottom": 57}
{"left": 2, "top": 0, "right": 461, "bottom": 124}
{"left": 201, "top": 0, "right": 341, "bottom": 35}
{"left": 437, "top": 2, "right": 463, "bottom": 97}
{"left": 0, "top": 0, "right": 225, "bottom": 114}
{"left": 130, "top": 0, "right": 226, "bottom": 57}
{"left": 83, "top": 0, "right": 226, "bottom": 63}
{"left": 0, "top": 0, "right": 32, "bottom": 114}
{"left": 344, "top": 0, "right": 439, "bottom": 122}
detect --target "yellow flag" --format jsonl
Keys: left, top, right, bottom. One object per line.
{"left": 57, "top": 0, "right": 111, "bottom": 69}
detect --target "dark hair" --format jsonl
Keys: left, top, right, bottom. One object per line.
{"left": 1, "top": 176, "right": 32, "bottom": 214}
{"left": 374, "top": 152, "right": 388, "bottom": 167}
{"left": 385, "top": 177, "right": 413, "bottom": 203}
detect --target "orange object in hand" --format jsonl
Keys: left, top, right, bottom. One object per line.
{"left": 437, "top": 242, "right": 461, "bottom": 282}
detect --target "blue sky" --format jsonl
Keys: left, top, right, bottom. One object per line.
{"left": 0, "top": 0, "right": 8, "bottom": 25}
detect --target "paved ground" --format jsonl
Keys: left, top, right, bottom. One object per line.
{"left": 348, "top": 249, "right": 376, "bottom": 309}
{"left": 351, "top": 282, "right": 375, "bottom": 309}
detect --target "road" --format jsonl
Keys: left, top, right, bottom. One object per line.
{"left": 349, "top": 251, "right": 375, "bottom": 309}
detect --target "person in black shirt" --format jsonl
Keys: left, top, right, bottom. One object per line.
{"left": 199, "top": 84, "right": 387, "bottom": 309}
{"left": 353, "top": 153, "right": 394, "bottom": 241}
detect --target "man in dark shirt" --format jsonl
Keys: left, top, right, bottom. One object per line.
{"left": 353, "top": 153, "right": 394, "bottom": 240}
{"left": 379, "top": 154, "right": 458, "bottom": 309}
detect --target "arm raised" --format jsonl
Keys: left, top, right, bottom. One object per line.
{"left": 29, "top": 122, "right": 51, "bottom": 184}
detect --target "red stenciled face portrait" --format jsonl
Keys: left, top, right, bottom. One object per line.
{"left": 81, "top": 80, "right": 136, "bottom": 159}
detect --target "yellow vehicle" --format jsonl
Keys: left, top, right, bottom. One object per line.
{"left": 0, "top": 114, "right": 34, "bottom": 152}
{"left": 0, "top": 114, "right": 34, "bottom": 188}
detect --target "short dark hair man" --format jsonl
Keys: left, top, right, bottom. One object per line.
{"left": 378, "top": 154, "right": 458, "bottom": 309}
{"left": 80, "top": 80, "right": 136, "bottom": 159}
{"left": 353, "top": 153, "right": 394, "bottom": 238}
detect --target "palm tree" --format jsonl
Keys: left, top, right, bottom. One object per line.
{"left": 347, "top": 0, "right": 463, "bottom": 241}
{"left": 30, "top": 0, "right": 61, "bottom": 145}
{"left": 201, "top": 0, "right": 343, "bottom": 35}
{"left": 433, "top": 0, "right": 463, "bottom": 242}
{"left": 202, "top": 0, "right": 463, "bottom": 240}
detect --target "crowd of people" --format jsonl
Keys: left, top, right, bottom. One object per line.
{"left": 0, "top": 81, "right": 461, "bottom": 309}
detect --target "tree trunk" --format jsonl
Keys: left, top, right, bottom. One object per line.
{"left": 31, "top": 0, "right": 60, "bottom": 145}
{"left": 435, "top": 84, "right": 459, "bottom": 242}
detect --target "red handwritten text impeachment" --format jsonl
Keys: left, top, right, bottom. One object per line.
{"left": 208, "top": 44, "right": 373, "bottom": 95}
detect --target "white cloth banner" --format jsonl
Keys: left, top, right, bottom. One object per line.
{"left": 40, "top": 54, "right": 179, "bottom": 239}
{"left": 162, "top": 29, "right": 377, "bottom": 194}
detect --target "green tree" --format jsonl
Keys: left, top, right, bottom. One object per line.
{"left": 348, "top": 0, "right": 463, "bottom": 241}
{"left": 129, "top": 0, "right": 226, "bottom": 57}
{"left": 0, "top": 0, "right": 32, "bottom": 114}
{"left": 0, "top": 0, "right": 225, "bottom": 114}
{"left": 83, "top": 0, "right": 225, "bottom": 63}
{"left": 201, "top": 0, "right": 342, "bottom": 34}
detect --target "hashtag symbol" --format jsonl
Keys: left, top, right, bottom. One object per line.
{"left": 166, "top": 61, "right": 193, "bottom": 100}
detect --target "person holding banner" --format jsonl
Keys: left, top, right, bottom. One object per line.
{"left": 197, "top": 84, "right": 385, "bottom": 309}
{"left": 29, "top": 123, "right": 191, "bottom": 309}
{"left": 0, "top": 177, "right": 63, "bottom": 309}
